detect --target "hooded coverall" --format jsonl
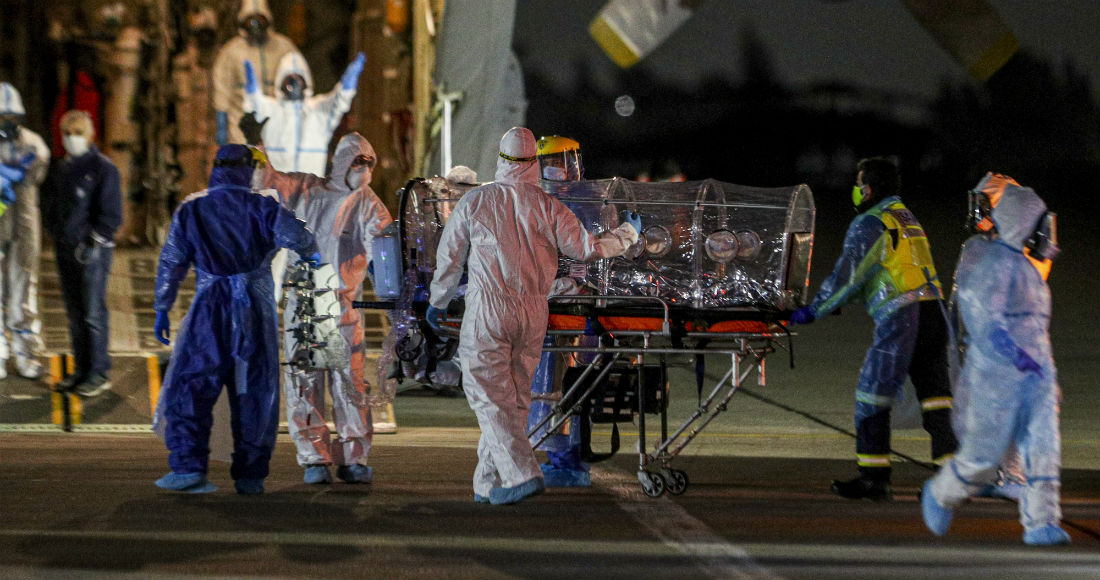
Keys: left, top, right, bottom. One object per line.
{"left": 0, "top": 83, "right": 49, "bottom": 375}
{"left": 212, "top": 0, "right": 300, "bottom": 145}
{"left": 429, "top": 128, "right": 637, "bottom": 498}
{"left": 806, "top": 195, "right": 957, "bottom": 481}
{"left": 928, "top": 186, "right": 1065, "bottom": 535}
{"left": 245, "top": 52, "right": 357, "bottom": 176}
{"left": 154, "top": 144, "right": 317, "bottom": 481}
{"left": 263, "top": 133, "right": 393, "bottom": 469}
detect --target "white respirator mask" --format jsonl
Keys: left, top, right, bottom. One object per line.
{"left": 63, "top": 135, "right": 90, "bottom": 158}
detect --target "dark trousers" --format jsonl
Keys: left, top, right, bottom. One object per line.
{"left": 55, "top": 242, "right": 113, "bottom": 379}
{"left": 855, "top": 300, "right": 959, "bottom": 481}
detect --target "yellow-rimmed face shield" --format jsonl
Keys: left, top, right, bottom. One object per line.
{"left": 247, "top": 145, "right": 268, "bottom": 170}
{"left": 537, "top": 135, "right": 583, "bottom": 182}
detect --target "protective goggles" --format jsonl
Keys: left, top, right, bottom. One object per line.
{"left": 350, "top": 154, "right": 376, "bottom": 170}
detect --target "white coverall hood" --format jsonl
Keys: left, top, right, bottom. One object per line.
{"left": 0, "top": 83, "right": 26, "bottom": 115}
{"left": 992, "top": 185, "right": 1046, "bottom": 251}
{"left": 274, "top": 51, "right": 315, "bottom": 100}
{"left": 238, "top": 0, "right": 274, "bottom": 23}
{"left": 332, "top": 132, "right": 376, "bottom": 190}
{"left": 495, "top": 127, "right": 539, "bottom": 184}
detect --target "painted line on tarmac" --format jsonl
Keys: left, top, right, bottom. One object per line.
{"left": 592, "top": 467, "right": 785, "bottom": 580}
{"left": 0, "top": 528, "right": 678, "bottom": 558}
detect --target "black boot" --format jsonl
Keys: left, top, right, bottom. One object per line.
{"left": 831, "top": 475, "right": 893, "bottom": 501}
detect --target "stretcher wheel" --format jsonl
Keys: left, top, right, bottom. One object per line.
{"left": 664, "top": 469, "right": 689, "bottom": 495}
{"left": 640, "top": 471, "right": 666, "bottom": 498}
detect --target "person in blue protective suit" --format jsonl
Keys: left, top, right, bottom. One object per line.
{"left": 922, "top": 184, "right": 1070, "bottom": 546}
{"left": 260, "top": 132, "right": 392, "bottom": 485}
{"left": 243, "top": 52, "right": 365, "bottom": 175}
{"left": 427, "top": 127, "right": 640, "bottom": 505}
{"left": 949, "top": 172, "right": 1047, "bottom": 502}
{"left": 152, "top": 144, "right": 318, "bottom": 495}
{"left": 528, "top": 135, "right": 595, "bottom": 487}
{"left": 790, "top": 156, "right": 957, "bottom": 500}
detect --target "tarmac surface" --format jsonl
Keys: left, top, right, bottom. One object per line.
{"left": 1, "top": 235, "right": 1097, "bottom": 579}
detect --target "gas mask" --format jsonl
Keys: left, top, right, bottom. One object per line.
{"left": 0, "top": 115, "right": 21, "bottom": 142}
{"left": 280, "top": 74, "right": 307, "bottom": 101}
{"left": 967, "top": 189, "right": 995, "bottom": 233}
{"left": 344, "top": 154, "right": 375, "bottom": 190}
{"left": 240, "top": 14, "right": 270, "bottom": 45}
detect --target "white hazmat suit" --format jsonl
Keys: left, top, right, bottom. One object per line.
{"left": 924, "top": 185, "right": 1068, "bottom": 545}
{"left": 263, "top": 133, "right": 393, "bottom": 478}
{"left": 0, "top": 83, "right": 49, "bottom": 379}
{"left": 245, "top": 52, "right": 357, "bottom": 176}
{"left": 429, "top": 127, "right": 638, "bottom": 502}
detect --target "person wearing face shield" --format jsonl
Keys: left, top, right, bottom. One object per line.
{"left": 243, "top": 52, "right": 365, "bottom": 176}
{"left": 947, "top": 173, "right": 1036, "bottom": 502}
{"left": 212, "top": 0, "right": 300, "bottom": 146}
{"left": 428, "top": 127, "right": 641, "bottom": 505}
{"left": 258, "top": 132, "right": 392, "bottom": 485}
{"left": 921, "top": 185, "right": 1069, "bottom": 546}
{"left": 0, "top": 83, "right": 49, "bottom": 381}
{"left": 789, "top": 156, "right": 957, "bottom": 501}
{"left": 152, "top": 144, "right": 318, "bottom": 495}
{"left": 40, "top": 110, "right": 121, "bottom": 397}
{"left": 527, "top": 134, "right": 596, "bottom": 488}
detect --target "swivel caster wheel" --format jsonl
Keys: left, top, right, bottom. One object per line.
{"left": 664, "top": 469, "right": 689, "bottom": 495}
{"left": 639, "top": 471, "right": 666, "bottom": 498}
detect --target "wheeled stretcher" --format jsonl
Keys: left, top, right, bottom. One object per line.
{"left": 359, "top": 175, "right": 815, "bottom": 495}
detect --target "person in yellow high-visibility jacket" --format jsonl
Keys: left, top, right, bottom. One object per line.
{"left": 790, "top": 156, "right": 958, "bottom": 500}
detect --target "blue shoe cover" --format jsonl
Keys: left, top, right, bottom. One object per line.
{"left": 235, "top": 478, "right": 265, "bottom": 495}
{"left": 541, "top": 464, "right": 591, "bottom": 487}
{"left": 921, "top": 480, "right": 953, "bottom": 536}
{"left": 976, "top": 482, "right": 1024, "bottom": 501}
{"left": 474, "top": 493, "right": 490, "bottom": 503}
{"left": 336, "top": 464, "right": 373, "bottom": 484}
{"left": 156, "top": 472, "right": 217, "bottom": 493}
{"left": 489, "top": 477, "right": 545, "bottom": 505}
{"left": 304, "top": 465, "right": 333, "bottom": 484}
{"left": 1023, "top": 524, "right": 1071, "bottom": 546}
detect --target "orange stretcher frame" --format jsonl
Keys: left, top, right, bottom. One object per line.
{"left": 547, "top": 313, "right": 785, "bottom": 333}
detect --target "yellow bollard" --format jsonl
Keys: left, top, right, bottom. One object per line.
{"left": 147, "top": 355, "right": 162, "bottom": 417}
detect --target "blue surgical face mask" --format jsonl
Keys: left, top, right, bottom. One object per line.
{"left": 542, "top": 166, "right": 566, "bottom": 181}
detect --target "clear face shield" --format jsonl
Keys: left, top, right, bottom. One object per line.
{"left": 967, "top": 189, "right": 996, "bottom": 233}
{"left": 537, "top": 149, "right": 583, "bottom": 182}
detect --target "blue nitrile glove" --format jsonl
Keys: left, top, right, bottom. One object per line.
{"left": 789, "top": 306, "right": 815, "bottom": 325}
{"left": 154, "top": 311, "right": 171, "bottom": 345}
{"left": 341, "top": 52, "right": 366, "bottom": 90}
{"left": 426, "top": 305, "right": 445, "bottom": 331}
{"left": 215, "top": 111, "right": 229, "bottom": 146}
{"left": 624, "top": 211, "right": 642, "bottom": 234}
{"left": 990, "top": 327, "right": 1041, "bottom": 375}
{"left": 0, "top": 163, "right": 26, "bottom": 184}
{"left": 243, "top": 60, "right": 259, "bottom": 94}
{"left": 303, "top": 251, "right": 323, "bottom": 266}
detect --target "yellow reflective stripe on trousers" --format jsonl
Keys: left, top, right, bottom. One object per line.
{"left": 856, "top": 390, "right": 894, "bottom": 407}
{"left": 920, "top": 396, "right": 953, "bottom": 411}
{"left": 857, "top": 454, "right": 891, "bottom": 468}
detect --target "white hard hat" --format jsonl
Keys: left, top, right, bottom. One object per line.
{"left": 445, "top": 165, "right": 478, "bottom": 184}
{"left": 0, "top": 83, "right": 26, "bottom": 116}
{"left": 498, "top": 127, "right": 537, "bottom": 163}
